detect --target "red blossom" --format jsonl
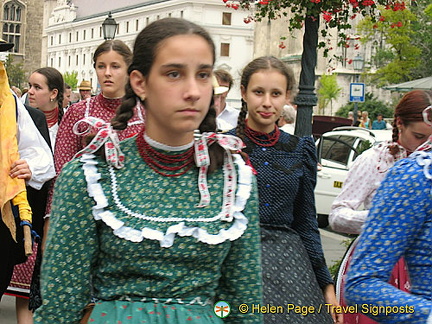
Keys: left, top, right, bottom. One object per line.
{"left": 323, "top": 11, "right": 332, "bottom": 23}
{"left": 362, "top": 0, "right": 375, "bottom": 6}
{"left": 373, "top": 24, "right": 378, "bottom": 28}
{"left": 396, "top": 21, "right": 403, "bottom": 27}
{"left": 379, "top": 15, "right": 385, "bottom": 21}
{"left": 310, "top": 0, "right": 321, "bottom": 3}
{"left": 349, "top": 0, "right": 359, "bottom": 8}
{"left": 279, "top": 42, "right": 286, "bottom": 49}
{"left": 231, "top": 3, "right": 239, "bottom": 9}
{"left": 347, "top": 59, "right": 353, "bottom": 64}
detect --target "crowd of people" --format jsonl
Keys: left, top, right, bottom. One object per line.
{"left": 0, "top": 17, "right": 430, "bottom": 324}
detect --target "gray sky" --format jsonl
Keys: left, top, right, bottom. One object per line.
{"left": 71, "top": 0, "right": 148, "bottom": 18}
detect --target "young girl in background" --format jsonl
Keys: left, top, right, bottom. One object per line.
{"left": 330, "top": 90, "right": 432, "bottom": 323}
{"left": 35, "top": 18, "right": 262, "bottom": 324}
{"left": 230, "top": 56, "right": 341, "bottom": 323}
{"left": 5, "top": 67, "right": 63, "bottom": 324}
{"left": 345, "top": 106, "right": 432, "bottom": 323}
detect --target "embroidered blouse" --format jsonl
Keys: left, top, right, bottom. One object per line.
{"left": 329, "top": 141, "right": 407, "bottom": 234}
{"left": 345, "top": 151, "right": 432, "bottom": 323}
{"left": 34, "top": 136, "right": 262, "bottom": 323}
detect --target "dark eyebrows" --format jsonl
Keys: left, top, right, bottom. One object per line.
{"left": 160, "top": 63, "right": 213, "bottom": 70}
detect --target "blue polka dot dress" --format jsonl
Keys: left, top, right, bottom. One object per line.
{"left": 230, "top": 129, "right": 334, "bottom": 323}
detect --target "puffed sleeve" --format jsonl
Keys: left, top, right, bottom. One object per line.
{"left": 34, "top": 158, "right": 99, "bottom": 323}
{"left": 291, "top": 136, "right": 333, "bottom": 288}
{"left": 216, "top": 173, "right": 263, "bottom": 323}
{"left": 329, "top": 145, "right": 391, "bottom": 234}
{"left": 345, "top": 157, "right": 432, "bottom": 323}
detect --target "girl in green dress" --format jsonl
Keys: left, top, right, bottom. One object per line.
{"left": 35, "top": 18, "right": 262, "bottom": 324}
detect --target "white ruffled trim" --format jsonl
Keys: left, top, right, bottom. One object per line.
{"left": 412, "top": 150, "right": 432, "bottom": 180}
{"left": 80, "top": 153, "right": 253, "bottom": 247}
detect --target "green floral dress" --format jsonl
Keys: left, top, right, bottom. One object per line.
{"left": 34, "top": 137, "right": 262, "bottom": 324}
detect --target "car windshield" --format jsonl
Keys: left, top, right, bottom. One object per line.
{"left": 321, "top": 135, "right": 357, "bottom": 166}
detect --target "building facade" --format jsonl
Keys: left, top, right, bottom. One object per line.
{"left": 44, "top": 0, "right": 254, "bottom": 107}
{"left": 0, "top": 0, "right": 44, "bottom": 84}
{"left": 252, "top": 12, "right": 392, "bottom": 115}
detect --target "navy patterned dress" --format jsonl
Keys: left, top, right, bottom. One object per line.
{"left": 345, "top": 151, "right": 432, "bottom": 323}
{"left": 230, "top": 129, "right": 334, "bottom": 323}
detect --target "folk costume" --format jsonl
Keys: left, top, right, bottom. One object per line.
{"left": 0, "top": 61, "right": 55, "bottom": 297}
{"left": 345, "top": 142, "right": 432, "bottom": 323}
{"left": 35, "top": 120, "right": 262, "bottom": 323}
{"left": 46, "top": 93, "right": 145, "bottom": 217}
{"left": 329, "top": 141, "right": 411, "bottom": 324}
{"left": 229, "top": 126, "right": 334, "bottom": 323}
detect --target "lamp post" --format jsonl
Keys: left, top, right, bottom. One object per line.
{"left": 352, "top": 54, "right": 364, "bottom": 125}
{"left": 102, "top": 12, "right": 118, "bottom": 40}
{"left": 294, "top": 15, "right": 319, "bottom": 137}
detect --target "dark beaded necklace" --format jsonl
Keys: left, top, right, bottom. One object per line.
{"left": 135, "top": 129, "right": 195, "bottom": 177}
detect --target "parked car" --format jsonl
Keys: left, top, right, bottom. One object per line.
{"left": 314, "top": 126, "right": 392, "bottom": 228}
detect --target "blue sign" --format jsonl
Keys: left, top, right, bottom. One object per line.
{"left": 349, "top": 83, "right": 365, "bottom": 102}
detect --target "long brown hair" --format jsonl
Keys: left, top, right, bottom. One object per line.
{"left": 111, "top": 18, "right": 224, "bottom": 173}
{"left": 236, "top": 56, "right": 295, "bottom": 144}
{"left": 33, "top": 67, "right": 65, "bottom": 124}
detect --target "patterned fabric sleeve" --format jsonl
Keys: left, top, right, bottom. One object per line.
{"left": 54, "top": 101, "right": 88, "bottom": 174}
{"left": 44, "top": 101, "right": 87, "bottom": 215}
{"left": 328, "top": 147, "right": 382, "bottom": 234}
{"left": 291, "top": 136, "right": 333, "bottom": 288}
{"left": 34, "top": 158, "right": 99, "bottom": 323}
{"left": 345, "top": 157, "right": 432, "bottom": 323}
{"left": 216, "top": 177, "right": 263, "bottom": 323}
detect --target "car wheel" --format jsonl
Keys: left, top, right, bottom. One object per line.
{"left": 317, "top": 214, "right": 329, "bottom": 228}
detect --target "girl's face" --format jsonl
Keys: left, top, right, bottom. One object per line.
{"left": 95, "top": 50, "right": 129, "bottom": 98}
{"left": 130, "top": 34, "right": 213, "bottom": 145}
{"left": 241, "top": 69, "right": 290, "bottom": 133}
{"left": 398, "top": 119, "right": 432, "bottom": 152}
{"left": 28, "top": 72, "right": 58, "bottom": 111}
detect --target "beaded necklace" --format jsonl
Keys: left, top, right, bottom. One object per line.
{"left": 245, "top": 123, "right": 280, "bottom": 147}
{"left": 42, "top": 107, "right": 59, "bottom": 128}
{"left": 136, "top": 128, "right": 195, "bottom": 177}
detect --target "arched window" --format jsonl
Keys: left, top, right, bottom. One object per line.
{"left": 2, "top": 1, "right": 23, "bottom": 53}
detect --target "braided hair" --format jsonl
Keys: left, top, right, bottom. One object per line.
{"left": 34, "top": 67, "right": 65, "bottom": 124}
{"left": 389, "top": 90, "right": 432, "bottom": 156}
{"left": 111, "top": 18, "right": 224, "bottom": 173}
{"left": 235, "top": 56, "right": 295, "bottom": 144}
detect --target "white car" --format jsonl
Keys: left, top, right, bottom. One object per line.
{"left": 314, "top": 126, "right": 392, "bottom": 228}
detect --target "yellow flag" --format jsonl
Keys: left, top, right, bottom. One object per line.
{"left": 0, "top": 61, "right": 31, "bottom": 241}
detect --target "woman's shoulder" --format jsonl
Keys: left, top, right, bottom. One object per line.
{"left": 394, "top": 150, "right": 432, "bottom": 179}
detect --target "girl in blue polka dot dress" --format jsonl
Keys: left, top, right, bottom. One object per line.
{"left": 229, "top": 56, "right": 342, "bottom": 324}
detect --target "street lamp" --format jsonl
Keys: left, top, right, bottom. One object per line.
{"left": 102, "top": 12, "right": 118, "bottom": 40}
{"left": 352, "top": 54, "right": 364, "bottom": 125}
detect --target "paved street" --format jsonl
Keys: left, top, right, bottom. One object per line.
{"left": 0, "top": 229, "right": 347, "bottom": 323}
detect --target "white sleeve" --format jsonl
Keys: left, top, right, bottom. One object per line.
{"left": 16, "top": 96, "right": 55, "bottom": 190}
{"left": 328, "top": 146, "right": 390, "bottom": 234}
